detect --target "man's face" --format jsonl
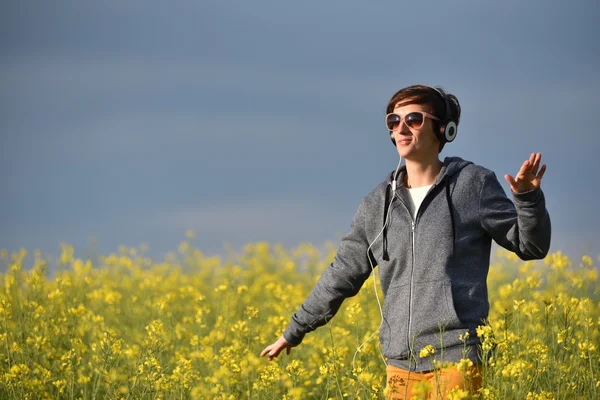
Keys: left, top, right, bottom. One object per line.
{"left": 390, "top": 102, "right": 440, "bottom": 160}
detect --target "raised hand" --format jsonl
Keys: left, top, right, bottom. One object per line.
{"left": 260, "top": 335, "right": 294, "bottom": 361}
{"left": 505, "top": 152, "right": 547, "bottom": 194}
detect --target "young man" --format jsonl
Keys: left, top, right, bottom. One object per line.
{"left": 260, "top": 85, "right": 551, "bottom": 398}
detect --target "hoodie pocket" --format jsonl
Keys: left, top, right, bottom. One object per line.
{"left": 410, "top": 280, "right": 464, "bottom": 355}
{"left": 380, "top": 280, "right": 464, "bottom": 361}
{"left": 443, "top": 282, "right": 462, "bottom": 327}
{"left": 379, "top": 282, "right": 411, "bottom": 360}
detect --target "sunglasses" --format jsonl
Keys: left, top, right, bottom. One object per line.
{"left": 385, "top": 111, "right": 439, "bottom": 131}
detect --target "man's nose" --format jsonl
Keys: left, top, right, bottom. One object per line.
{"left": 397, "top": 120, "right": 411, "bottom": 134}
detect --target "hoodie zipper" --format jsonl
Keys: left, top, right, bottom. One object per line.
{"left": 394, "top": 181, "right": 438, "bottom": 368}
{"left": 393, "top": 191, "right": 416, "bottom": 362}
{"left": 409, "top": 219, "right": 416, "bottom": 364}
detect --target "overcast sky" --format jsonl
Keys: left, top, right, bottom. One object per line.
{"left": 1, "top": 0, "right": 599, "bottom": 264}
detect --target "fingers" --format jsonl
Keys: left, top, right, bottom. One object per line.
{"left": 530, "top": 153, "right": 542, "bottom": 175}
{"left": 507, "top": 153, "right": 546, "bottom": 193}
{"left": 516, "top": 160, "right": 530, "bottom": 179}
{"left": 268, "top": 347, "right": 281, "bottom": 361}
{"left": 260, "top": 345, "right": 272, "bottom": 358}
{"left": 505, "top": 174, "right": 518, "bottom": 193}
{"left": 533, "top": 153, "right": 541, "bottom": 172}
{"left": 518, "top": 153, "right": 543, "bottom": 178}
{"left": 260, "top": 345, "right": 280, "bottom": 361}
{"left": 260, "top": 342, "right": 291, "bottom": 361}
{"left": 536, "top": 164, "right": 547, "bottom": 182}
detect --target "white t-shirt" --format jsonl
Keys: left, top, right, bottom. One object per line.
{"left": 404, "top": 184, "right": 433, "bottom": 219}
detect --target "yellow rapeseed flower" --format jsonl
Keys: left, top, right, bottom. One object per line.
{"left": 585, "top": 267, "right": 598, "bottom": 281}
{"left": 526, "top": 391, "right": 556, "bottom": 400}
{"left": 448, "top": 387, "right": 469, "bottom": 400}
{"left": 456, "top": 358, "right": 474, "bottom": 374}
{"left": 411, "top": 380, "right": 432, "bottom": 399}
{"left": 246, "top": 306, "right": 259, "bottom": 319}
{"left": 53, "top": 379, "right": 67, "bottom": 394}
{"left": 419, "top": 344, "right": 435, "bottom": 358}
{"left": 544, "top": 251, "right": 571, "bottom": 272}
{"left": 513, "top": 299, "right": 526, "bottom": 311}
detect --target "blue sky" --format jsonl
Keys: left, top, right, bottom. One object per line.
{"left": 1, "top": 0, "right": 599, "bottom": 263}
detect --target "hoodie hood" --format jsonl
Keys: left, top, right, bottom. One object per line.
{"left": 386, "top": 156, "right": 474, "bottom": 187}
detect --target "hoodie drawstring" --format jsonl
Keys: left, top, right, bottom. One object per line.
{"left": 382, "top": 183, "right": 391, "bottom": 261}
{"left": 445, "top": 180, "right": 456, "bottom": 258}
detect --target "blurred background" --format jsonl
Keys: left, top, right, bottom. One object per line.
{"left": 1, "top": 0, "right": 599, "bottom": 264}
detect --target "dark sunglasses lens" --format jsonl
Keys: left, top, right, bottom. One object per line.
{"left": 405, "top": 112, "right": 424, "bottom": 128}
{"left": 386, "top": 114, "right": 401, "bottom": 130}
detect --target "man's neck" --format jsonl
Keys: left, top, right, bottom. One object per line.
{"left": 404, "top": 158, "right": 443, "bottom": 188}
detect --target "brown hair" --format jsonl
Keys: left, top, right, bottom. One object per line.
{"left": 385, "top": 85, "right": 461, "bottom": 152}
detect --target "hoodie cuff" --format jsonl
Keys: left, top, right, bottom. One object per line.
{"left": 283, "top": 323, "right": 306, "bottom": 346}
{"left": 512, "top": 187, "right": 542, "bottom": 204}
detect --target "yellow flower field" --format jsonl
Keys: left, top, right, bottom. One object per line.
{"left": 0, "top": 239, "right": 598, "bottom": 399}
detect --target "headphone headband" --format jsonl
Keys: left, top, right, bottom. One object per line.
{"left": 433, "top": 87, "right": 451, "bottom": 121}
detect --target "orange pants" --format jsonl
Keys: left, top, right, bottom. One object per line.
{"left": 386, "top": 363, "right": 482, "bottom": 399}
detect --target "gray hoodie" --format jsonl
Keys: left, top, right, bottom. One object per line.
{"left": 282, "top": 156, "right": 551, "bottom": 371}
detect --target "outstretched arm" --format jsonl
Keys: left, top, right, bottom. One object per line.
{"left": 260, "top": 197, "right": 375, "bottom": 360}
{"left": 481, "top": 152, "right": 551, "bottom": 260}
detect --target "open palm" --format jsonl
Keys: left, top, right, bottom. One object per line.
{"left": 505, "top": 152, "right": 547, "bottom": 193}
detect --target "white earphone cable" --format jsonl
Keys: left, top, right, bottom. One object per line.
{"left": 351, "top": 156, "right": 402, "bottom": 375}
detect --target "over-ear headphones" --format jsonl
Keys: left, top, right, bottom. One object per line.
{"left": 387, "top": 85, "right": 458, "bottom": 147}
{"left": 432, "top": 87, "right": 458, "bottom": 144}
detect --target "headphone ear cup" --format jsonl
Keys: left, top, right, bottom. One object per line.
{"left": 443, "top": 121, "right": 458, "bottom": 142}
{"left": 390, "top": 132, "right": 396, "bottom": 146}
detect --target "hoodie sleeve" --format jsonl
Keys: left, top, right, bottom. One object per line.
{"left": 282, "top": 198, "right": 374, "bottom": 346}
{"left": 479, "top": 171, "right": 551, "bottom": 260}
